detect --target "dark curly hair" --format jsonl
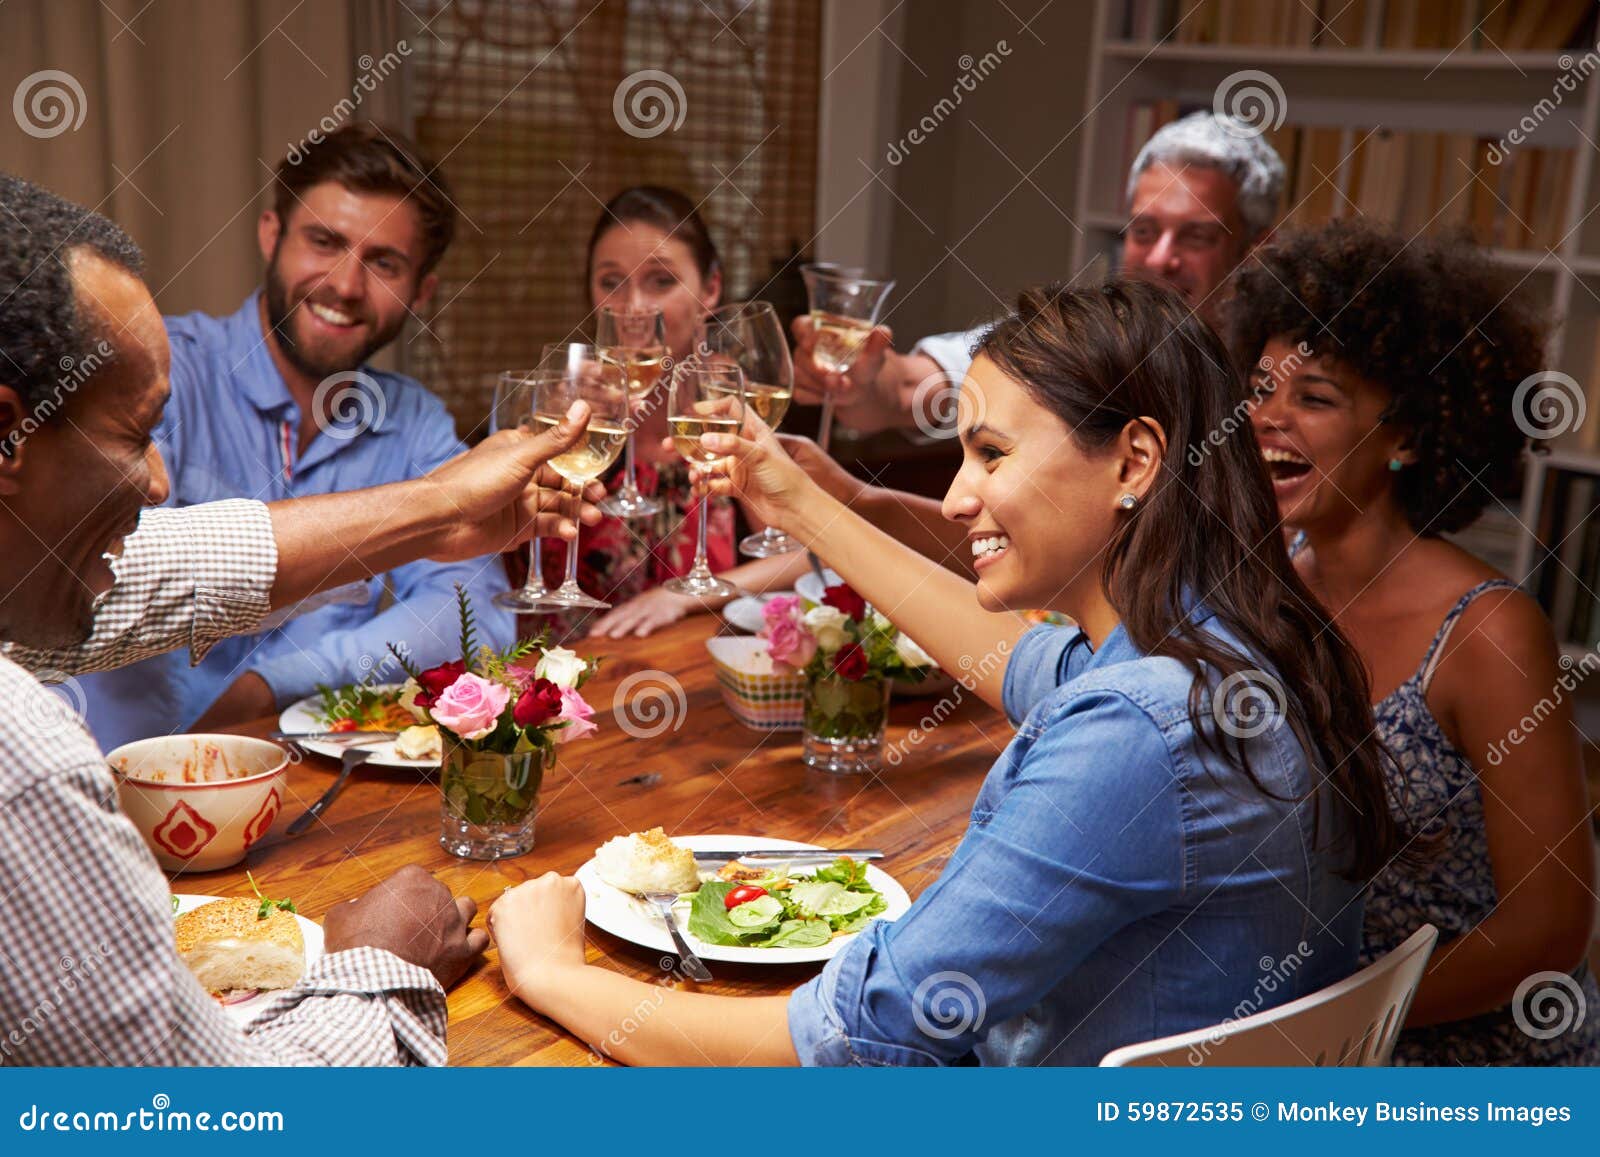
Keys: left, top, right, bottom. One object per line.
{"left": 0, "top": 173, "right": 145, "bottom": 427}
{"left": 1225, "top": 219, "right": 1546, "bottom": 534}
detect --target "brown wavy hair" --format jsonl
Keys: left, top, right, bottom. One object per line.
{"left": 977, "top": 279, "right": 1401, "bottom": 880}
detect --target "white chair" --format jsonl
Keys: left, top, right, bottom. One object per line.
{"left": 1100, "top": 924, "right": 1437, "bottom": 1067}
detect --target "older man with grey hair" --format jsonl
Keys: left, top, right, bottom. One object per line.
{"left": 797, "top": 111, "right": 1285, "bottom": 437}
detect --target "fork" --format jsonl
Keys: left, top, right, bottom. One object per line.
{"left": 639, "top": 891, "right": 712, "bottom": 982}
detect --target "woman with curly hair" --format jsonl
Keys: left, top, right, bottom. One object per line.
{"left": 1230, "top": 219, "right": 1598, "bottom": 1065}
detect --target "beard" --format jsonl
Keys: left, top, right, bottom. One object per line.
{"left": 263, "top": 246, "right": 405, "bottom": 380}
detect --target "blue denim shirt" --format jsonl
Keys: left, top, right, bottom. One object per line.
{"left": 82, "top": 292, "right": 512, "bottom": 750}
{"left": 787, "top": 615, "right": 1365, "bottom": 1065}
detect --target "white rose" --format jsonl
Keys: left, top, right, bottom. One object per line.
{"left": 535, "top": 645, "right": 587, "bottom": 689}
{"left": 398, "top": 677, "right": 430, "bottom": 723}
{"left": 868, "top": 610, "right": 892, "bottom": 634}
{"left": 895, "top": 632, "right": 934, "bottom": 668}
{"left": 802, "top": 605, "right": 850, "bottom": 653}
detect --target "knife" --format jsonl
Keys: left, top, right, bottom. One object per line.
{"left": 691, "top": 848, "right": 883, "bottom": 863}
{"left": 270, "top": 729, "right": 402, "bottom": 744}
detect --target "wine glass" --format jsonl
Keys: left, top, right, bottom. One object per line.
{"left": 800, "top": 263, "right": 895, "bottom": 454}
{"left": 698, "top": 301, "right": 799, "bottom": 558}
{"left": 532, "top": 342, "right": 631, "bottom": 611}
{"left": 490, "top": 370, "right": 567, "bottom": 613}
{"left": 595, "top": 305, "right": 669, "bottom": 520}
{"left": 663, "top": 359, "right": 745, "bottom": 601}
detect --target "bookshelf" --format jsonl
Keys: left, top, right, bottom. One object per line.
{"left": 1073, "top": 0, "right": 1600, "bottom": 616}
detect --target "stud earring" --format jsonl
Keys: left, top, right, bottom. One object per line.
{"left": 1118, "top": 493, "right": 1139, "bottom": 511}
{"left": 1388, "top": 458, "right": 1404, "bottom": 472}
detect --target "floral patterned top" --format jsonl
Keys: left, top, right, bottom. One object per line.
{"left": 528, "top": 457, "right": 735, "bottom": 640}
{"left": 1359, "top": 578, "right": 1600, "bottom": 1065}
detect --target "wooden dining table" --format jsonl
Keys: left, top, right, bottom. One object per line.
{"left": 187, "top": 616, "right": 1009, "bottom": 1065}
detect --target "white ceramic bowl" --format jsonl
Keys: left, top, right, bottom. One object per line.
{"left": 107, "top": 734, "right": 290, "bottom": 873}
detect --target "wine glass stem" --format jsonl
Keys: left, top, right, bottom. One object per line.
{"left": 527, "top": 538, "right": 543, "bottom": 593}
{"left": 565, "top": 480, "right": 583, "bottom": 587}
{"left": 817, "top": 398, "right": 835, "bottom": 454}
{"left": 694, "top": 494, "right": 711, "bottom": 573}
{"left": 622, "top": 429, "right": 639, "bottom": 495}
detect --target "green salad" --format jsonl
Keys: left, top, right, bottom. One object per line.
{"left": 685, "top": 857, "right": 887, "bottom": 949}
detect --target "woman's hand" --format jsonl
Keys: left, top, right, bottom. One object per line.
{"left": 489, "top": 872, "right": 589, "bottom": 1007}
{"left": 587, "top": 585, "right": 711, "bottom": 638}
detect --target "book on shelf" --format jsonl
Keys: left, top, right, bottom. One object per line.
{"left": 1140, "top": 0, "right": 1594, "bottom": 50}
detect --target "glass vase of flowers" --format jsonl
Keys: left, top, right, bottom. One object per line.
{"left": 393, "top": 587, "right": 599, "bottom": 859}
{"left": 759, "top": 582, "right": 932, "bottom": 774}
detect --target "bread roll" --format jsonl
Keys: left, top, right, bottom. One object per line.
{"left": 594, "top": 827, "right": 700, "bottom": 895}
{"left": 176, "top": 897, "right": 306, "bottom": 994}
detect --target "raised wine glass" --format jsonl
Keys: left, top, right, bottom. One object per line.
{"left": 800, "top": 263, "right": 894, "bottom": 454}
{"left": 533, "top": 342, "right": 631, "bottom": 610}
{"left": 663, "top": 359, "right": 745, "bottom": 601}
{"left": 490, "top": 370, "right": 567, "bottom": 613}
{"left": 595, "top": 305, "right": 669, "bottom": 520}
{"left": 698, "top": 301, "right": 799, "bottom": 558}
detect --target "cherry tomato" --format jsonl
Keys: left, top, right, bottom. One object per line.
{"left": 328, "top": 719, "right": 359, "bottom": 733}
{"left": 724, "top": 885, "right": 769, "bottom": 910}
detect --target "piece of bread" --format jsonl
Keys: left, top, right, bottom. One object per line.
{"left": 175, "top": 898, "right": 306, "bottom": 994}
{"left": 394, "top": 724, "right": 442, "bottom": 760}
{"left": 593, "top": 827, "right": 701, "bottom": 895}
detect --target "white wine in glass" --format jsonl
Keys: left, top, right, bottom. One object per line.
{"left": 697, "top": 301, "right": 801, "bottom": 558}
{"left": 809, "top": 311, "right": 876, "bottom": 376}
{"left": 532, "top": 412, "right": 628, "bottom": 482}
{"left": 490, "top": 370, "right": 566, "bottom": 613}
{"left": 664, "top": 359, "right": 745, "bottom": 601}
{"left": 596, "top": 305, "right": 669, "bottom": 520}
{"left": 535, "top": 342, "right": 631, "bottom": 611}
{"left": 799, "top": 265, "right": 895, "bottom": 454}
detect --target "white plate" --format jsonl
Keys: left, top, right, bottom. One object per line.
{"left": 173, "top": 893, "right": 324, "bottom": 1025}
{"left": 793, "top": 568, "right": 843, "bottom": 606}
{"left": 278, "top": 685, "right": 434, "bottom": 769}
{"left": 722, "top": 592, "right": 791, "bottom": 634}
{"left": 575, "top": 834, "right": 911, "bottom": 965}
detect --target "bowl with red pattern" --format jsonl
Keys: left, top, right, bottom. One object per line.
{"left": 107, "top": 734, "right": 290, "bottom": 873}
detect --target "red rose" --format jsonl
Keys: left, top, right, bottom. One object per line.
{"left": 413, "top": 660, "right": 466, "bottom": 708}
{"left": 513, "top": 678, "right": 564, "bottom": 729}
{"left": 822, "top": 583, "right": 867, "bottom": 621}
{"left": 832, "top": 642, "right": 869, "bottom": 681}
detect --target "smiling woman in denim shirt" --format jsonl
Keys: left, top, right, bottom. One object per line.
{"left": 490, "top": 280, "right": 1403, "bottom": 1066}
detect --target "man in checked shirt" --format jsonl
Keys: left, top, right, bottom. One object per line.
{"left": 0, "top": 175, "right": 604, "bottom": 1066}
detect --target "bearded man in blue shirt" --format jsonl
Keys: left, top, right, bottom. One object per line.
{"left": 84, "top": 123, "right": 514, "bottom": 749}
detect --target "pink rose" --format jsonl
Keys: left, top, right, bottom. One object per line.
{"left": 504, "top": 661, "right": 540, "bottom": 692}
{"left": 430, "top": 672, "right": 510, "bottom": 741}
{"left": 764, "top": 615, "right": 817, "bottom": 671}
{"left": 762, "top": 594, "right": 802, "bottom": 631}
{"left": 555, "top": 688, "right": 597, "bottom": 743}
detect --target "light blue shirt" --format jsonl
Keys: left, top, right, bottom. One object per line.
{"left": 83, "top": 292, "right": 513, "bottom": 751}
{"left": 787, "top": 614, "right": 1365, "bottom": 1065}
